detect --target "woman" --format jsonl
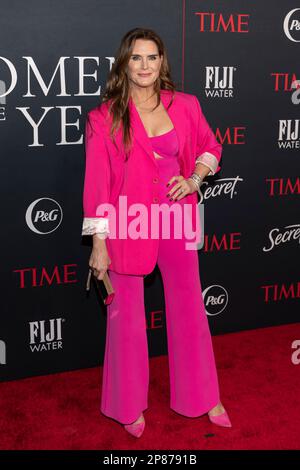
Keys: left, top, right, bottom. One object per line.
{"left": 82, "top": 28, "right": 231, "bottom": 437}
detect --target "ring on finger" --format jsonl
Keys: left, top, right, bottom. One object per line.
{"left": 174, "top": 188, "right": 184, "bottom": 200}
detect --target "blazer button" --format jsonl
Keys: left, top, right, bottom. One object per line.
{"left": 153, "top": 197, "right": 159, "bottom": 203}
{"left": 153, "top": 177, "right": 158, "bottom": 183}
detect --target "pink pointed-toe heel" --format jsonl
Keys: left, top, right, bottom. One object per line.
{"left": 124, "top": 413, "right": 145, "bottom": 438}
{"left": 208, "top": 409, "right": 232, "bottom": 428}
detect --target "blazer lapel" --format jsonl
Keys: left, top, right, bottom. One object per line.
{"left": 129, "top": 90, "right": 186, "bottom": 168}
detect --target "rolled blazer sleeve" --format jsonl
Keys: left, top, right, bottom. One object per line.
{"left": 193, "top": 95, "right": 222, "bottom": 176}
{"left": 81, "top": 111, "right": 111, "bottom": 238}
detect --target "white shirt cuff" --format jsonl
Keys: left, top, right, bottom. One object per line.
{"left": 82, "top": 217, "right": 109, "bottom": 236}
{"left": 195, "top": 152, "right": 219, "bottom": 176}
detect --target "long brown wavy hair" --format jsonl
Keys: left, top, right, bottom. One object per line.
{"left": 101, "top": 27, "right": 178, "bottom": 160}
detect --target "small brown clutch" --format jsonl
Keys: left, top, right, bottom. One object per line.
{"left": 86, "top": 268, "right": 115, "bottom": 305}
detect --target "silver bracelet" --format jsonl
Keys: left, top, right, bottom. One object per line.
{"left": 188, "top": 172, "right": 204, "bottom": 191}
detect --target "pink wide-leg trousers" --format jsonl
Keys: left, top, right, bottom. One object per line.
{"left": 100, "top": 155, "right": 220, "bottom": 425}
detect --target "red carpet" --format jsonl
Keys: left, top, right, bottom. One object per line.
{"left": 0, "top": 323, "right": 300, "bottom": 450}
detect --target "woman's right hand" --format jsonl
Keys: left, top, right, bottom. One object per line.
{"left": 89, "top": 237, "right": 111, "bottom": 280}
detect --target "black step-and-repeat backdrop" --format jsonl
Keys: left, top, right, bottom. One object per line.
{"left": 1, "top": 1, "right": 299, "bottom": 381}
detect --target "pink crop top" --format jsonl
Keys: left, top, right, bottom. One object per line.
{"left": 149, "top": 127, "right": 179, "bottom": 157}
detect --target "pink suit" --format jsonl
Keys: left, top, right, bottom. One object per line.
{"left": 82, "top": 90, "right": 222, "bottom": 424}
{"left": 82, "top": 90, "right": 222, "bottom": 275}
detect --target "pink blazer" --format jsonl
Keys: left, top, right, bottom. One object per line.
{"left": 82, "top": 89, "right": 222, "bottom": 275}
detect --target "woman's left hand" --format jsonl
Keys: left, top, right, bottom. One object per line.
{"left": 166, "top": 175, "right": 197, "bottom": 201}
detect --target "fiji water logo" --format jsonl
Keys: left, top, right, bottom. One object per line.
{"left": 205, "top": 66, "right": 237, "bottom": 98}
{"left": 29, "top": 317, "right": 65, "bottom": 352}
{"left": 278, "top": 120, "right": 300, "bottom": 149}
